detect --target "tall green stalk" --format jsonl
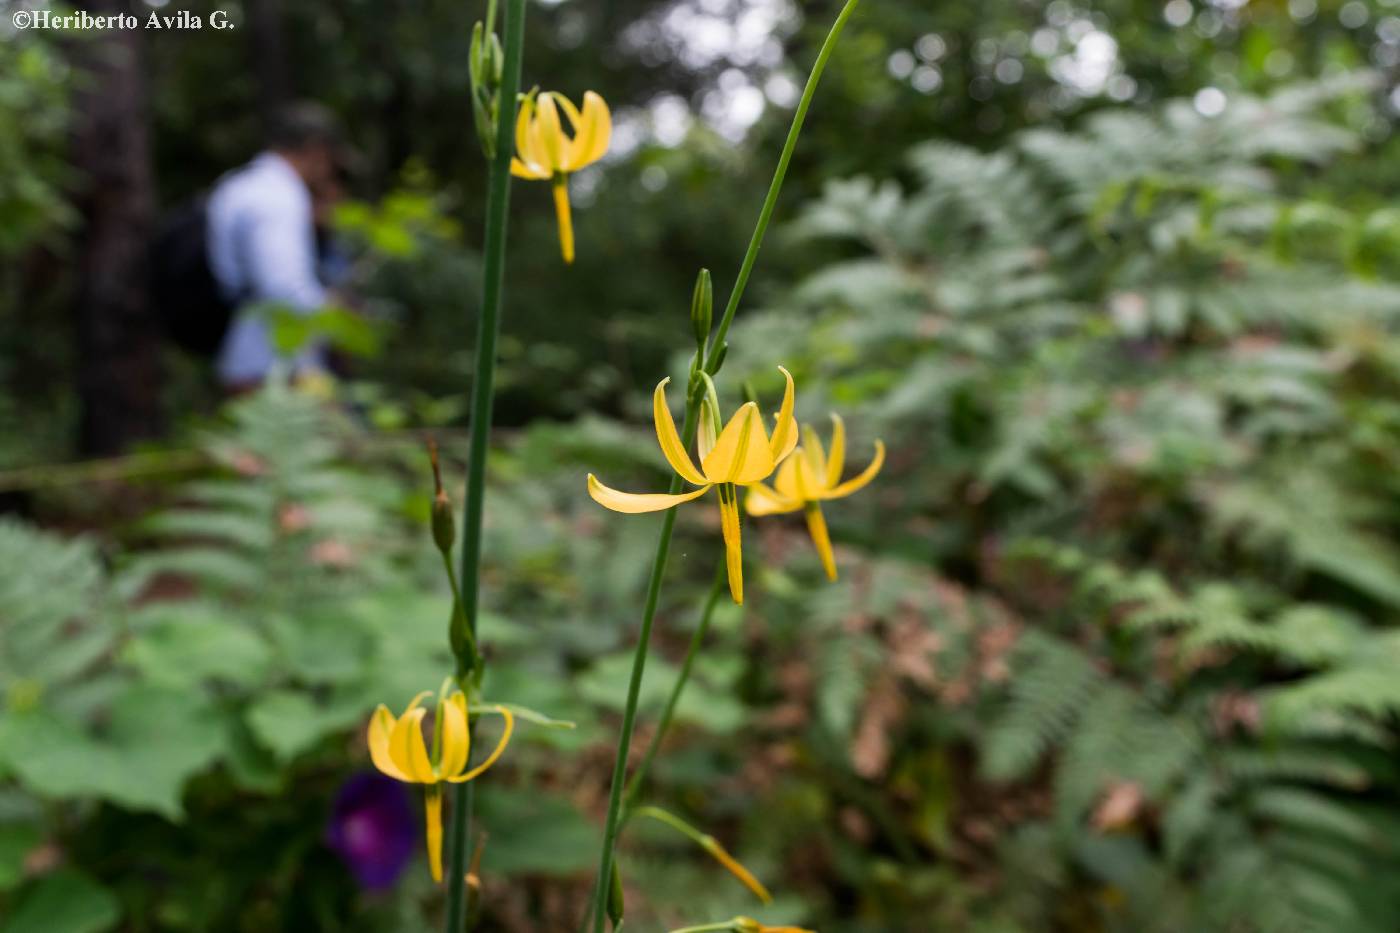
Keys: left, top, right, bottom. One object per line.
{"left": 621, "top": 563, "right": 727, "bottom": 817}
{"left": 588, "top": 3, "right": 862, "bottom": 929}
{"left": 446, "top": 0, "right": 526, "bottom": 930}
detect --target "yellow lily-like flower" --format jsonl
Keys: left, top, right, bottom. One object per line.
{"left": 511, "top": 90, "right": 612, "bottom": 264}
{"left": 588, "top": 367, "right": 798, "bottom": 605}
{"left": 367, "top": 691, "right": 514, "bottom": 882}
{"left": 745, "top": 415, "right": 884, "bottom": 581}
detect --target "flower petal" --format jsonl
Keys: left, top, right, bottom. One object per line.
{"left": 368, "top": 705, "right": 410, "bottom": 781}
{"left": 558, "top": 91, "right": 612, "bottom": 171}
{"left": 425, "top": 786, "right": 444, "bottom": 882}
{"left": 511, "top": 157, "right": 548, "bottom": 180}
{"left": 390, "top": 706, "right": 435, "bottom": 783}
{"left": 448, "top": 705, "right": 515, "bottom": 783}
{"left": 718, "top": 485, "right": 744, "bottom": 604}
{"left": 772, "top": 454, "right": 802, "bottom": 502}
{"left": 401, "top": 690, "right": 433, "bottom": 718}
{"left": 804, "top": 503, "right": 838, "bottom": 581}
{"left": 534, "top": 93, "right": 569, "bottom": 172}
{"left": 653, "top": 378, "right": 707, "bottom": 485}
{"left": 823, "top": 439, "right": 885, "bottom": 500}
{"left": 436, "top": 694, "right": 470, "bottom": 779}
{"left": 768, "top": 366, "right": 798, "bottom": 464}
{"left": 825, "top": 413, "right": 846, "bottom": 488}
{"left": 588, "top": 474, "right": 711, "bottom": 513}
{"left": 702, "top": 403, "right": 775, "bottom": 485}
{"left": 515, "top": 95, "right": 542, "bottom": 171}
{"left": 801, "top": 424, "right": 828, "bottom": 486}
{"left": 744, "top": 482, "right": 802, "bottom": 516}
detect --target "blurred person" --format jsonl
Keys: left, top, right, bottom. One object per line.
{"left": 207, "top": 102, "right": 350, "bottom": 392}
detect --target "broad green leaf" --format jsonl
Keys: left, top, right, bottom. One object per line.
{"left": 2, "top": 870, "right": 119, "bottom": 933}
{"left": 0, "top": 822, "right": 40, "bottom": 891}
{"left": 122, "top": 615, "right": 271, "bottom": 689}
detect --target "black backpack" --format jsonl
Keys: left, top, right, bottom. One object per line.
{"left": 150, "top": 197, "right": 235, "bottom": 356}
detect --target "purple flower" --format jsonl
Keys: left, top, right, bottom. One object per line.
{"left": 326, "top": 772, "right": 417, "bottom": 891}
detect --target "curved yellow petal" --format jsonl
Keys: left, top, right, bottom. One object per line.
{"left": 401, "top": 690, "right": 433, "bottom": 718}
{"left": 702, "top": 403, "right": 775, "bottom": 485}
{"left": 804, "top": 503, "right": 838, "bottom": 581}
{"left": 745, "top": 482, "right": 802, "bottom": 516}
{"left": 436, "top": 694, "right": 470, "bottom": 780}
{"left": 515, "top": 95, "right": 542, "bottom": 172}
{"left": 823, "top": 440, "right": 885, "bottom": 500}
{"left": 772, "top": 455, "right": 799, "bottom": 502}
{"left": 511, "top": 157, "right": 548, "bottom": 180}
{"left": 653, "top": 378, "right": 707, "bottom": 485}
{"left": 717, "top": 485, "right": 744, "bottom": 604}
{"left": 448, "top": 706, "right": 515, "bottom": 782}
{"left": 768, "top": 367, "right": 797, "bottom": 464}
{"left": 825, "top": 413, "right": 846, "bottom": 488}
{"left": 368, "top": 705, "right": 411, "bottom": 781}
{"left": 390, "top": 707, "right": 435, "bottom": 783}
{"left": 562, "top": 90, "right": 611, "bottom": 170}
{"left": 801, "top": 424, "right": 828, "bottom": 488}
{"left": 791, "top": 449, "right": 822, "bottom": 501}
{"left": 588, "top": 474, "right": 711, "bottom": 513}
{"left": 425, "top": 786, "right": 444, "bottom": 882}
{"left": 534, "top": 93, "right": 569, "bottom": 172}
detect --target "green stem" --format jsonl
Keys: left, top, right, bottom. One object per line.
{"left": 704, "top": 0, "right": 864, "bottom": 373}
{"left": 621, "top": 563, "right": 727, "bottom": 817}
{"left": 588, "top": 402, "right": 697, "bottom": 932}
{"left": 589, "top": 5, "right": 862, "bottom": 929}
{"left": 446, "top": 0, "right": 526, "bottom": 930}
{"left": 666, "top": 923, "right": 735, "bottom": 933}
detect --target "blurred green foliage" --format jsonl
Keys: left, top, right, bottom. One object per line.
{"left": 9, "top": 0, "right": 1400, "bottom": 931}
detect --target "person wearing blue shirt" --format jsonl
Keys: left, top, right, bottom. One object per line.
{"left": 207, "top": 105, "right": 346, "bottom": 390}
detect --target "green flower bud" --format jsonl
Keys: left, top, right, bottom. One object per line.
{"left": 427, "top": 439, "right": 456, "bottom": 555}
{"left": 690, "top": 267, "right": 712, "bottom": 349}
{"left": 607, "top": 860, "right": 625, "bottom": 929}
{"left": 707, "top": 340, "right": 729, "bottom": 377}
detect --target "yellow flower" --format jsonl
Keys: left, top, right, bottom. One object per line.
{"left": 510, "top": 90, "right": 612, "bottom": 264}
{"left": 744, "top": 414, "right": 884, "bottom": 581}
{"left": 367, "top": 691, "right": 514, "bottom": 882}
{"left": 588, "top": 367, "right": 798, "bottom": 604}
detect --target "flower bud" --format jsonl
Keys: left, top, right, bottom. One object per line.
{"left": 427, "top": 440, "right": 456, "bottom": 555}
{"left": 469, "top": 21, "right": 486, "bottom": 85}
{"left": 707, "top": 341, "right": 729, "bottom": 377}
{"left": 690, "top": 268, "right": 712, "bottom": 349}
{"left": 469, "top": 21, "right": 505, "bottom": 160}
{"left": 607, "top": 860, "right": 625, "bottom": 929}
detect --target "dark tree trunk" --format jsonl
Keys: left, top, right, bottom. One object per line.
{"left": 249, "top": 0, "right": 290, "bottom": 134}
{"left": 71, "top": 0, "right": 162, "bottom": 456}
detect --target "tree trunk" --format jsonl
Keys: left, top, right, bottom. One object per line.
{"left": 71, "top": 0, "right": 162, "bottom": 456}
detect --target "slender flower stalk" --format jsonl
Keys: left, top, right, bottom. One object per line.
{"left": 587, "top": 2, "right": 863, "bottom": 928}
{"left": 446, "top": 0, "right": 527, "bottom": 929}
{"left": 621, "top": 562, "right": 727, "bottom": 816}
